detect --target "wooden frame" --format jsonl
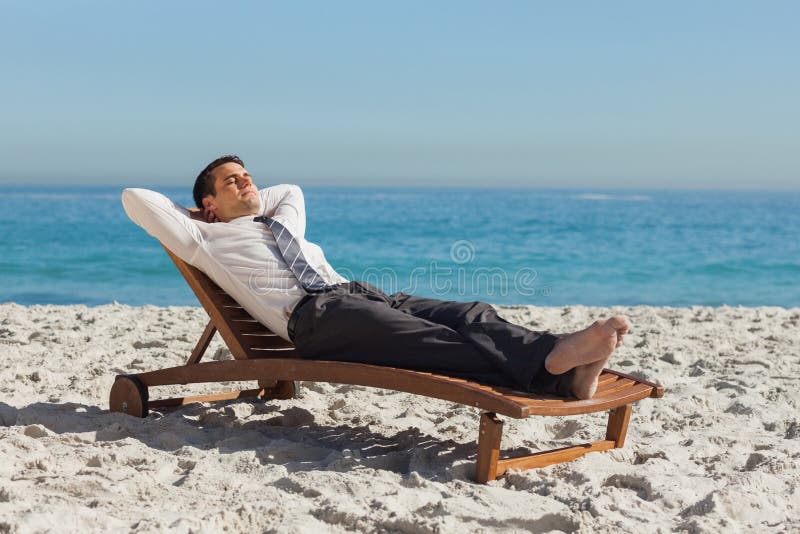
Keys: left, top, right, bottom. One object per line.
{"left": 109, "top": 245, "right": 665, "bottom": 483}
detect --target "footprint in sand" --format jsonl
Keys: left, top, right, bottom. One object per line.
{"left": 548, "top": 419, "right": 582, "bottom": 440}
{"left": 603, "top": 474, "right": 659, "bottom": 501}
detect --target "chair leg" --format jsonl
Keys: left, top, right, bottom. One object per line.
{"left": 259, "top": 379, "right": 297, "bottom": 400}
{"left": 605, "top": 404, "right": 632, "bottom": 447}
{"left": 475, "top": 412, "right": 503, "bottom": 483}
{"left": 473, "top": 405, "right": 634, "bottom": 483}
{"left": 186, "top": 321, "right": 217, "bottom": 365}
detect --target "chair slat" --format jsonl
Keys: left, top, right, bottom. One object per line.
{"left": 247, "top": 348, "right": 300, "bottom": 359}
{"left": 597, "top": 373, "right": 618, "bottom": 387}
{"left": 231, "top": 320, "right": 273, "bottom": 334}
{"left": 208, "top": 291, "right": 240, "bottom": 307}
{"left": 220, "top": 306, "right": 254, "bottom": 320}
{"left": 595, "top": 378, "right": 636, "bottom": 396}
{"left": 242, "top": 334, "right": 294, "bottom": 350}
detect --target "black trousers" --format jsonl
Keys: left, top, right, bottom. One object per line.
{"left": 288, "top": 281, "right": 574, "bottom": 396}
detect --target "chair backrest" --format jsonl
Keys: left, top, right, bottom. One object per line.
{"left": 162, "top": 245, "right": 296, "bottom": 360}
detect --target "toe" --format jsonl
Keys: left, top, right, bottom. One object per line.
{"left": 607, "top": 315, "right": 630, "bottom": 336}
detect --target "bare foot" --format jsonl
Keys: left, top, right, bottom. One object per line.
{"left": 544, "top": 316, "right": 630, "bottom": 375}
{"left": 570, "top": 357, "right": 611, "bottom": 399}
{"left": 572, "top": 319, "right": 630, "bottom": 398}
{"left": 544, "top": 315, "right": 629, "bottom": 400}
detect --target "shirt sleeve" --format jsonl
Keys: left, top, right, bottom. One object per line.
{"left": 121, "top": 188, "right": 205, "bottom": 263}
{"left": 259, "top": 184, "right": 306, "bottom": 239}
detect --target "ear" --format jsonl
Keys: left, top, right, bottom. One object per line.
{"left": 202, "top": 197, "right": 216, "bottom": 211}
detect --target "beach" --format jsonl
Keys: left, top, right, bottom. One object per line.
{"left": 4, "top": 1, "right": 799, "bottom": 531}
{"left": 1, "top": 302, "right": 798, "bottom": 532}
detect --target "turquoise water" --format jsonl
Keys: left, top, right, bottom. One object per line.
{"left": 2, "top": 186, "right": 799, "bottom": 307}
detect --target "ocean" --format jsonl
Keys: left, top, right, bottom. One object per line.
{"left": 2, "top": 185, "right": 799, "bottom": 308}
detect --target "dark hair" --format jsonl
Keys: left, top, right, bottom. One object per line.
{"left": 193, "top": 155, "right": 245, "bottom": 208}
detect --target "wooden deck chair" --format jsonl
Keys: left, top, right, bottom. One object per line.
{"left": 109, "top": 245, "right": 665, "bottom": 483}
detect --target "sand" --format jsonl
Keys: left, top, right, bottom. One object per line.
{"left": 0, "top": 302, "right": 798, "bottom": 533}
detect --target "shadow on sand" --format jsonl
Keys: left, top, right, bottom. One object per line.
{"left": 3, "top": 399, "right": 481, "bottom": 481}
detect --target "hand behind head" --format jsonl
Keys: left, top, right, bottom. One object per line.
{"left": 204, "top": 206, "right": 220, "bottom": 224}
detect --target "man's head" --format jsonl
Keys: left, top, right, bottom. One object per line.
{"left": 193, "top": 155, "right": 260, "bottom": 222}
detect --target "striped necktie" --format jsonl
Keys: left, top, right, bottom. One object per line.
{"left": 254, "top": 216, "right": 330, "bottom": 293}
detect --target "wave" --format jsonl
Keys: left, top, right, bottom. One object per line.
{"left": 6, "top": 193, "right": 120, "bottom": 200}
{"left": 686, "top": 261, "right": 800, "bottom": 276}
{"left": 575, "top": 193, "right": 651, "bottom": 201}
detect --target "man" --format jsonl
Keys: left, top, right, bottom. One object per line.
{"left": 122, "top": 155, "right": 629, "bottom": 399}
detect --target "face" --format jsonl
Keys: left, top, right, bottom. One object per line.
{"left": 202, "top": 162, "right": 260, "bottom": 222}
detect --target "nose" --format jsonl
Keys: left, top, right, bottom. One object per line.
{"left": 237, "top": 177, "right": 252, "bottom": 188}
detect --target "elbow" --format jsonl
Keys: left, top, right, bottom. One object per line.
{"left": 288, "top": 184, "right": 304, "bottom": 199}
{"left": 121, "top": 188, "right": 138, "bottom": 213}
{"left": 121, "top": 188, "right": 150, "bottom": 221}
{"left": 121, "top": 187, "right": 144, "bottom": 206}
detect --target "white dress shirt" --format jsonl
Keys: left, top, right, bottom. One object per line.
{"left": 121, "top": 185, "right": 347, "bottom": 340}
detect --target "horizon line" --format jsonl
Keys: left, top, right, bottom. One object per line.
{"left": 3, "top": 182, "right": 800, "bottom": 193}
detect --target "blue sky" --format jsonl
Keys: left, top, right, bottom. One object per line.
{"left": 1, "top": 1, "right": 797, "bottom": 189}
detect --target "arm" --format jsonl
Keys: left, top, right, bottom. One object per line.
{"left": 260, "top": 184, "right": 306, "bottom": 238}
{"left": 121, "top": 188, "right": 204, "bottom": 263}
